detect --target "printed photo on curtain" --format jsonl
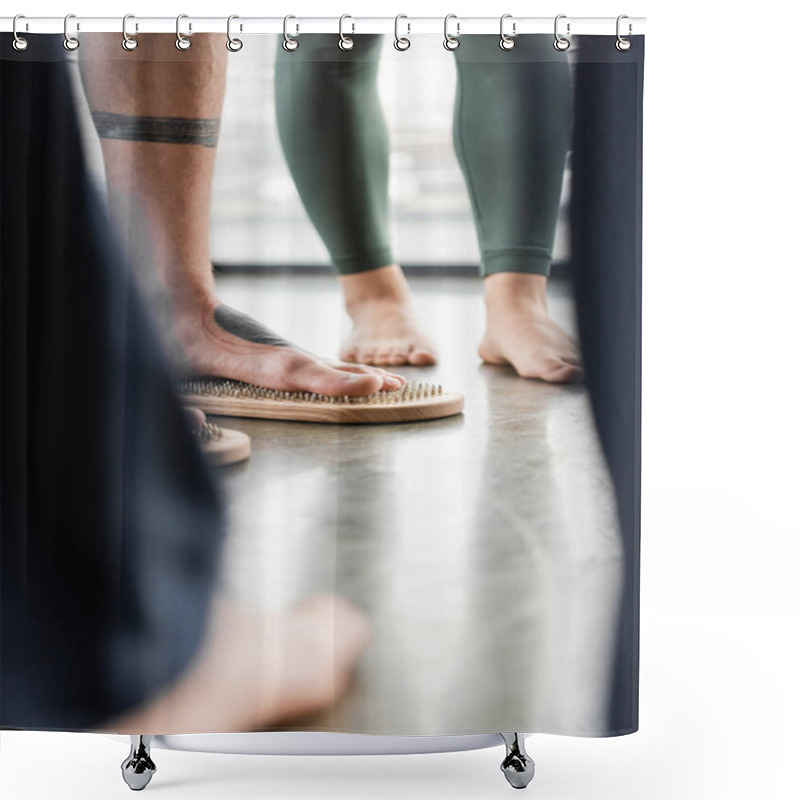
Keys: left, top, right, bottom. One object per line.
{"left": 0, "top": 14, "right": 644, "bottom": 791}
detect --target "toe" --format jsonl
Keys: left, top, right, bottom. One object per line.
{"left": 332, "top": 370, "right": 384, "bottom": 396}
{"left": 387, "top": 342, "right": 412, "bottom": 365}
{"left": 184, "top": 406, "right": 206, "bottom": 428}
{"left": 295, "top": 361, "right": 383, "bottom": 397}
{"left": 387, "top": 351, "right": 410, "bottom": 366}
{"left": 357, "top": 348, "right": 378, "bottom": 365}
{"left": 334, "top": 362, "right": 405, "bottom": 390}
{"left": 294, "top": 594, "right": 371, "bottom": 685}
{"left": 373, "top": 348, "right": 394, "bottom": 365}
{"left": 296, "top": 594, "right": 370, "bottom": 646}
{"left": 540, "top": 358, "right": 584, "bottom": 383}
{"left": 408, "top": 347, "right": 437, "bottom": 366}
{"left": 513, "top": 355, "right": 584, "bottom": 384}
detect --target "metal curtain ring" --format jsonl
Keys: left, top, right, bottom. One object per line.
{"left": 122, "top": 14, "right": 138, "bottom": 51}
{"left": 394, "top": 14, "right": 411, "bottom": 51}
{"left": 12, "top": 14, "right": 29, "bottom": 51}
{"left": 499, "top": 13, "right": 515, "bottom": 50}
{"left": 283, "top": 15, "right": 299, "bottom": 51}
{"left": 554, "top": 14, "right": 570, "bottom": 51}
{"left": 63, "top": 13, "right": 79, "bottom": 51}
{"left": 616, "top": 14, "right": 632, "bottom": 51}
{"left": 443, "top": 14, "right": 460, "bottom": 50}
{"left": 226, "top": 15, "right": 243, "bottom": 51}
{"left": 176, "top": 13, "right": 191, "bottom": 50}
{"left": 339, "top": 14, "right": 355, "bottom": 50}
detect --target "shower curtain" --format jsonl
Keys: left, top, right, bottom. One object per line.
{"left": 0, "top": 16, "right": 644, "bottom": 779}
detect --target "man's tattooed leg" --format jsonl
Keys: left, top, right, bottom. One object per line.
{"left": 79, "top": 34, "right": 403, "bottom": 397}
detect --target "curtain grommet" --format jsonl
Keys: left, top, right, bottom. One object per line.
{"left": 175, "top": 13, "right": 191, "bottom": 51}
{"left": 499, "top": 13, "right": 516, "bottom": 51}
{"left": 394, "top": 14, "right": 411, "bottom": 51}
{"left": 338, "top": 14, "right": 355, "bottom": 51}
{"left": 443, "top": 14, "right": 460, "bottom": 51}
{"left": 282, "top": 15, "right": 299, "bottom": 51}
{"left": 63, "top": 13, "right": 80, "bottom": 51}
{"left": 226, "top": 14, "right": 243, "bottom": 52}
{"left": 615, "top": 14, "right": 632, "bottom": 51}
{"left": 554, "top": 14, "right": 571, "bottom": 51}
{"left": 121, "top": 14, "right": 138, "bottom": 51}
{"left": 12, "top": 14, "right": 29, "bottom": 51}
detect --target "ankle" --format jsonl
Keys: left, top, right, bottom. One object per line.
{"left": 170, "top": 285, "right": 218, "bottom": 320}
{"left": 340, "top": 264, "right": 411, "bottom": 314}
{"left": 484, "top": 273, "right": 549, "bottom": 313}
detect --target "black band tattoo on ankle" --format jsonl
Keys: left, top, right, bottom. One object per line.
{"left": 214, "top": 305, "right": 291, "bottom": 347}
{"left": 91, "top": 111, "right": 220, "bottom": 147}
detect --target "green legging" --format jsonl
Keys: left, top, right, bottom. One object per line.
{"left": 275, "top": 35, "right": 571, "bottom": 277}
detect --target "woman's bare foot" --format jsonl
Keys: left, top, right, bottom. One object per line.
{"left": 479, "top": 273, "right": 584, "bottom": 383}
{"left": 339, "top": 265, "right": 437, "bottom": 366}
{"left": 175, "top": 296, "right": 405, "bottom": 397}
{"left": 101, "top": 595, "right": 370, "bottom": 734}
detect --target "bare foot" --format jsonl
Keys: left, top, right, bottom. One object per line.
{"left": 258, "top": 595, "right": 370, "bottom": 726}
{"left": 479, "top": 273, "right": 584, "bottom": 383}
{"left": 183, "top": 406, "right": 207, "bottom": 428}
{"left": 101, "top": 595, "right": 370, "bottom": 734}
{"left": 339, "top": 265, "right": 437, "bottom": 366}
{"left": 183, "top": 406, "right": 251, "bottom": 467}
{"left": 175, "top": 296, "right": 405, "bottom": 397}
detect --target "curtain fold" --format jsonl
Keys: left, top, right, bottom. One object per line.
{"left": 1, "top": 34, "right": 226, "bottom": 730}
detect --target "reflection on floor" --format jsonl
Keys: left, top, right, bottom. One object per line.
{"left": 212, "top": 272, "right": 624, "bottom": 736}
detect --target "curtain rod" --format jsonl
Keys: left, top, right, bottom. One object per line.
{"left": 1, "top": 16, "right": 646, "bottom": 36}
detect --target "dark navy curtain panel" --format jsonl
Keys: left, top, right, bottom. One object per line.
{"left": 571, "top": 35, "right": 644, "bottom": 734}
{"left": 1, "top": 34, "right": 225, "bottom": 730}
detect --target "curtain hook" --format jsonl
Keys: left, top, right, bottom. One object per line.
{"left": 175, "top": 13, "right": 191, "bottom": 50}
{"left": 443, "top": 14, "right": 460, "bottom": 51}
{"left": 122, "top": 14, "right": 138, "bottom": 51}
{"left": 616, "top": 14, "right": 632, "bottom": 51}
{"left": 499, "top": 13, "right": 516, "bottom": 50}
{"left": 283, "top": 15, "right": 299, "bottom": 51}
{"left": 339, "top": 14, "right": 355, "bottom": 50}
{"left": 63, "top": 13, "right": 79, "bottom": 51}
{"left": 226, "top": 15, "right": 243, "bottom": 52}
{"left": 12, "top": 14, "right": 29, "bottom": 51}
{"left": 554, "top": 14, "right": 571, "bottom": 51}
{"left": 394, "top": 14, "right": 411, "bottom": 51}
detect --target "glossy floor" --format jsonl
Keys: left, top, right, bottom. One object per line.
{"left": 211, "top": 272, "right": 623, "bottom": 736}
